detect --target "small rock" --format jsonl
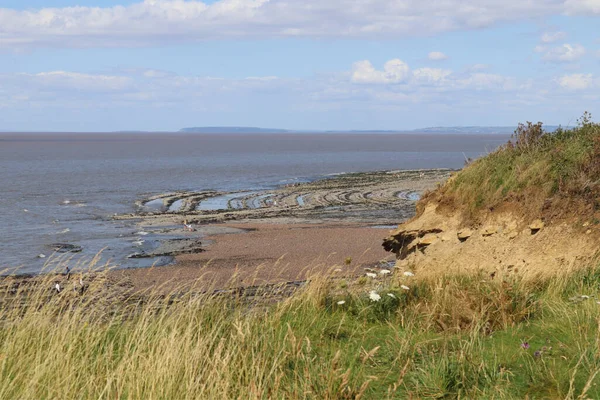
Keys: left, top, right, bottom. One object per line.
{"left": 506, "top": 231, "right": 518, "bottom": 239}
{"left": 529, "top": 219, "right": 544, "bottom": 233}
{"left": 419, "top": 234, "right": 438, "bottom": 246}
{"left": 457, "top": 229, "right": 473, "bottom": 241}
{"left": 38, "top": 254, "right": 46, "bottom": 258}
{"left": 482, "top": 226, "right": 498, "bottom": 237}
{"left": 47, "top": 243, "right": 83, "bottom": 253}
{"left": 583, "top": 222, "right": 590, "bottom": 227}
{"left": 586, "top": 229, "right": 592, "bottom": 235}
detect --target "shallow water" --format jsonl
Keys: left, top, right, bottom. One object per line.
{"left": 0, "top": 132, "right": 509, "bottom": 274}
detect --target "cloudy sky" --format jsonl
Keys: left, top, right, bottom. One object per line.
{"left": 1, "top": 0, "right": 599, "bottom": 131}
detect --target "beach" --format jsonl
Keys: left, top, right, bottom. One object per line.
{"left": 109, "top": 169, "right": 452, "bottom": 292}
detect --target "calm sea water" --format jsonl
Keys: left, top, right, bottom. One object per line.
{"left": 0, "top": 132, "right": 509, "bottom": 274}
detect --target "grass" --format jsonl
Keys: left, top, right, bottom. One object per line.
{"left": 2, "top": 264, "right": 600, "bottom": 399}
{"left": 3, "top": 113, "right": 600, "bottom": 398}
{"left": 426, "top": 112, "right": 600, "bottom": 223}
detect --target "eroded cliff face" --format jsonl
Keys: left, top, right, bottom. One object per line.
{"left": 383, "top": 203, "right": 599, "bottom": 280}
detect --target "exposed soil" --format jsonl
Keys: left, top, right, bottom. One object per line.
{"left": 384, "top": 201, "right": 600, "bottom": 281}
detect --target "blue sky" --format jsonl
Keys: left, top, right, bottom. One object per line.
{"left": 0, "top": 1, "right": 599, "bottom": 131}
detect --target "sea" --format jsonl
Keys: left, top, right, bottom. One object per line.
{"left": 0, "top": 132, "right": 509, "bottom": 274}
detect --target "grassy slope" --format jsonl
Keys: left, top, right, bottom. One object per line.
{"left": 426, "top": 115, "right": 600, "bottom": 224}
{"left": 2, "top": 267, "right": 600, "bottom": 399}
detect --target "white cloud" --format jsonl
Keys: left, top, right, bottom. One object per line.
{"left": 351, "top": 59, "right": 410, "bottom": 84}
{"left": 3, "top": 66, "right": 599, "bottom": 130}
{"left": 428, "top": 51, "right": 448, "bottom": 61}
{"left": 564, "top": 0, "right": 600, "bottom": 14}
{"left": 349, "top": 59, "right": 519, "bottom": 92}
{"left": 0, "top": 0, "right": 575, "bottom": 49}
{"left": 557, "top": 73, "right": 594, "bottom": 90}
{"left": 25, "top": 71, "right": 132, "bottom": 92}
{"left": 538, "top": 43, "right": 586, "bottom": 62}
{"left": 541, "top": 31, "right": 566, "bottom": 43}
{"left": 456, "top": 73, "right": 516, "bottom": 91}
{"left": 412, "top": 68, "right": 452, "bottom": 84}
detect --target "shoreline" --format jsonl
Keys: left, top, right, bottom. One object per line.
{"left": 107, "top": 169, "right": 452, "bottom": 291}
{"left": 2, "top": 169, "right": 452, "bottom": 291}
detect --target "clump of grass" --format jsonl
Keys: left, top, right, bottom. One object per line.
{"left": 424, "top": 112, "right": 600, "bottom": 224}
{"left": 2, "top": 261, "right": 600, "bottom": 398}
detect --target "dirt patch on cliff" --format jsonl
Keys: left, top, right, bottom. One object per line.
{"left": 384, "top": 203, "right": 600, "bottom": 281}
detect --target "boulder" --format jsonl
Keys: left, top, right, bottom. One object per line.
{"left": 457, "top": 229, "right": 473, "bottom": 241}
{"left": 47, "top": 243, "right": 83, "bottom": 253}
{"left": 419, "top": 234, "right": 438, "bottom": 246}
{"left": 529, "top": 219, "right": 544, "bottom": 233}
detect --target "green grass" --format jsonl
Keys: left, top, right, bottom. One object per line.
{"left": 2, "top": 266, "right": 600, "bottom": 399}
{"left": 430, "top": 113, "right": 600, "bottom": 222}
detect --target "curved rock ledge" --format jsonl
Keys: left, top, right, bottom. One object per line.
{"left": 116, "top": 169, "right": 453, "bottom": 226}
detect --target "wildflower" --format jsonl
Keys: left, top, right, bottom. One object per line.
{"left": 337, "top": 300, "right": 346, "bottom": 305}
{"left": 533, "top": 350, "right": 541, "bottom": 358}
{"left": 400, "top": 285, "right": 410, "bottom": 291}
{"left": 521, "top": 342, "right": 530, "bottom": 349}
{"left": 369, "top": 291, "right": 381, "bottom": 302}
{"left": 403, "top": 271, "right": 415, "bottom": 277}
{"left": 387, "top": 293, "right": 396, "bottom": 299}
{"left": 365, "top": 272, "right": 377, "bottom": 278}
{"left": 379, "top": 269, "right": 391, "bottom": 276}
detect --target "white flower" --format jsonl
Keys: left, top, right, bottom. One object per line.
{"left": 379, "top": 269, "right": 391, "bottom": 275}
{"left": 369, "top": 291, "right": 381, "bottom": 302}
{"left": 403, "top": 271, "right": 415, "bottom": 277}
{"left": 337, "top": 300, "right": 346, "bottom": 305}
{"left": 365, "top": 272, "right": 377, "bottom": 278}
{"left": 387, "top": 293, "right": 396, "bottom": 299}
{"left": 401, "top": 285, "right": 410, "bottom": 291}
{"left": 581, "top": 295, "right": 590, "bottom": 299}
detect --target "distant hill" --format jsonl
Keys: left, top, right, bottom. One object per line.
{"left": 178, "top": 125, "right": 562, "bottom": 134}
{"left": 413, "top": 126, "right": 561, "bottom": 134}
{"left": 179, "top": 126, "right": 289, "bottom": 133}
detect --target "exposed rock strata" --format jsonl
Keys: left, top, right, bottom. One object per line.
{"left": 383, "top": 203, "right": 599, "bottom": 279}
{"left": 116, "top": 169, "right": 452, "bottom": 227}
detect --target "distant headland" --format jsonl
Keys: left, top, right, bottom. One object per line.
{"left": 178, "top": 125, "right": 561, "bottom": 134}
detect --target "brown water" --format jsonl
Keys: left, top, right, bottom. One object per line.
{"left": 0, "top": 132, "right": 509, "bottom": 274}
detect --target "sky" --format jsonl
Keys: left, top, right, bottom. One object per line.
{"left": 0, "top": 1, "right": 599, "bottom": 131}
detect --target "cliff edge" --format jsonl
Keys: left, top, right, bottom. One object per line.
{"left": 384, "top": 114, "right": 600, "bottom": 279}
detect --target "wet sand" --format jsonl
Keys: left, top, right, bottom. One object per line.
{"left": 107, "top": 169, "right": 452, "bottom": 292}
{"left": 112, "top": 222, "right": 393, "bottom": 292}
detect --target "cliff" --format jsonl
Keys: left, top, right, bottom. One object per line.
{"left": 384, "top": 114, "right": 600, "bottom": 279}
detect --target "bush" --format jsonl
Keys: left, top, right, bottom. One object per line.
{"left": 427, "top": 112, "right": 600, "bottom": 223}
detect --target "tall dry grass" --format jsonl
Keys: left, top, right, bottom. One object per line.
{"left": 1, "top": 258, "right": 600, "bottom": 399}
